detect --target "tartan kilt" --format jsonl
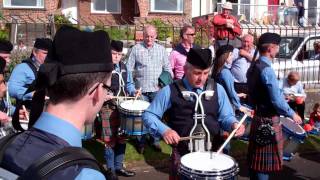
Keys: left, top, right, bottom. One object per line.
{"left": 99, "top": 105, "right": 127, "bottom": 146}
{"left": 247, "top": 116, "right": 283, "bottom": 172}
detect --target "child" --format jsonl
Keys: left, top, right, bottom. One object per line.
{"left": 309, "top": 103, "right": 320, "bottom": 129}
{"left": 99, "top": 40, "right": 136, "bottom": 179}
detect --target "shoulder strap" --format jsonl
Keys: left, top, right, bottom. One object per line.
{"left": 21, "top": 147, "right": 103, "bottom": 180}
{"left": 22, "top": 59, "right": 37, "bottom": 78}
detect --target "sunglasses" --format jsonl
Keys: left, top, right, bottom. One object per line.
{"left": 89, "top": 83, "right": 113, "bottom": 95}
{"left": 186, "top": 33, "right": 196, "bottom": 36}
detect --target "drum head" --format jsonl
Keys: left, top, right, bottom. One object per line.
{"left": 280, "top": 117, "right": 305, "bottom": 135}
{"left": 119, "top": 100, "right": 150, "bottom": 111}
{"left": 180, "top": 152, "right": 236, "bottom": 172}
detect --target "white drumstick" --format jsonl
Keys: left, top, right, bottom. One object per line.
{"left": 216, "top": 114, "right": 248, "bottom": 154}
{"left": 22, "top": 105, "right": 29, "bottom": 122}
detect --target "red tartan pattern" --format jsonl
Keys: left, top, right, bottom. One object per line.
{"left": 248, "top": 116, "right": 283, "bottom": 172}
{"left": 99, "top": 105, "right": 127, "bottom": 147}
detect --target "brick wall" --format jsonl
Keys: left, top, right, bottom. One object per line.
{"left": 78, "top": 0, "right": 192, "bottom": 26}
{"left": 78, "top": 0, "right": 135, "bottom": 25}
{"left": 0, "top": 0, "right": 59, "bottom": 23}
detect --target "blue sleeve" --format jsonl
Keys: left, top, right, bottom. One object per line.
{"left": 8, "top": 63, "right": 34, "bottom": 100}
{"left": 216, "top": 84, "right": 238, "bottom": 132}
{"left": 142, "top": 86, "right": 171, "bottom": 136}
{"left": 126, "top": 70, "right": 136, "bottom": 96}
{"left": 75, "top": 168, "right": 105, "bottom": 180}
{"left": 220, "top": 69, "right": 241, "bottom": 109}
{"left": 261, "top": 67, "right": 295, "bottom": 117}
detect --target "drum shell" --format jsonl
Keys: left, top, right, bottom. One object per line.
{"left": 281, "top": 117, "right": 306, "bottom": 157}
{"left": 179, "top": 152, "right": 239, "bottom": 180}
{"left": 118, "top": 104, "right": 148, "bottom": 136}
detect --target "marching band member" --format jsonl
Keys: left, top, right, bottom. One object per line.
{"left": 142, "top": 48, "right": 245, "bottom": 179}
{"left": 247, "top": 32, "right": 302, "bottom": 180}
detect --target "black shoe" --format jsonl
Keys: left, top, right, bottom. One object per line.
{"left": 137, "top": 146, "right": 145, "bottom": 154}
{"left": 152, "top": 144, "right": 162, "bottom": 152}
{"left": 105, "top": 169, "right": 118, "bottom": 180}
{"left": 116, "top": 168, "right": 136, "bottom": 177}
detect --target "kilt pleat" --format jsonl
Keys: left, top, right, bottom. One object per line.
{"left": 248, "top": 116, "right": 283, "bottom": 172}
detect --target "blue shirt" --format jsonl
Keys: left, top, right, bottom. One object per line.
{"left": 259, "top": 56, "right": 295, "bottom": 117}
{"left": 231, "top": 48, "right": 256, "bottom": 83}
{"left": 34, "top": 112, "right": 105, "bottom": 180}
{"left": 142, "top": 78, "right": 238, "bottom": 136}
{"left": 217, "top": 66, "right": 241, "bottom": 110}
{"left": 8, "top": 60, "right": 36, "bottom": 101}
{"left": 114, "top": 63, "right": 135, "bottom": 96}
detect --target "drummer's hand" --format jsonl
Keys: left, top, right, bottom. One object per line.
{"left": 105, "top": 94, "right": 113, "bottom": 102}
{"left": 134, "top": 89, "right": 142, "bottom": 97}
{"left": 163, "top": 129, "right": 180, "bottom": 145}
{"left": 232, "top": 122, "right": 245, "bottom": 137}
{"left": 237, "top": 93, "right": 247, "bottom": 98}
{"left": 0, "top": 111, "right": 9, "bottom": 123}
{"left": 292, "top": 113, "right": 302, "bottom": 124}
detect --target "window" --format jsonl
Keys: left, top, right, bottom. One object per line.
{"left": 91, "top": 0, "right": 121, "bottom": 14}
{"left": 150, "top": 0, "right": 183, "bottom": 13}
{"left": 3, "top": 0, "right": 44, "bottom": 8}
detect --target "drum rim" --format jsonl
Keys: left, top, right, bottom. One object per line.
{"left": 180, "top": 163, "right": 239, "bottom": 176}
{"left": 281, "top": 117, "right": 306, "bottom": 139}
{"left": 118, "top": 100, "right": 150, "bottom": 114}
{"left": 179, "top": 152, "right": 239, "bottom": 175}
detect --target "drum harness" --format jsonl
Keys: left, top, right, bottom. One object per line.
{"left": 180, "top": 82, "right": 215, "bottom": 153}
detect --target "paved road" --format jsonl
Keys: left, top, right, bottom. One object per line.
{"left": 119, "top": 152, "right": 320, "bottom": 180}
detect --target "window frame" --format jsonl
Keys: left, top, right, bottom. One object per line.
{"left": 150, "top": 0, "right": 184, "bottom": 13}
{"left": 91, "top": 0, "right": 121, "bottom": 14}
{"left": 3, "top": 0, "right": 44, "bottom": 9}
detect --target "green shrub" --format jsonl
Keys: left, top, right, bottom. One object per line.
{"left": 0, "top": 29, "right": 9, "bottom": 41}
{"left": 147, "top": 19, "right": 174, "bottom": 41}
{"left": 94, "top": 24, "right": 134, "bottom": 40}
{"left": 7, "top": 49, "right": 31, "bottom": 76}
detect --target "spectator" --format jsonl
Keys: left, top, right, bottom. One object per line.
{"left": 231, "top": 34, "right": 257, "bottom": 102}
{"left": 309, "top": 103, "right": 320, "bottom": 129}
{"left": 126, "top": 25, "right": 173, "bottom": 153}
{"left": 310, "top": 41, "right": 320, "bottom": 60}
{"left": 169, "top": 25, "right": 199, "bottom": 79}
{"left": 14, "top": 40, "right": 27, "bottom": 51}
{"left": 278, "top": 3, "right": 287, "bottom": 25}
{"left": 208, "top": 35, "right": 216, "bottom": 60}
{"left": 297, "top": 2, "right": 305, "bottom": 27}
{"left": 212, "top": 1, "right": 242, "bottom": 48}
{"left": 0, "top": 58, "right": 9, "bottom": 124}
{"left": 279, "top": 71, "right": 306, "bottom": 120}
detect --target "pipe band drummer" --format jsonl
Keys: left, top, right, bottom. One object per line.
{"left": 142, "top": 48, "right": 245, "bottom": 179}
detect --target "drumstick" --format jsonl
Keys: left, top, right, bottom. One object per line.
{"left": 133, "top": 88, "right": 141, "bottom": 103}
{"left": 216, "top": 114, "right": 248, "bottom": 154}
{"left": 22, "top": 105, "right": 29, "bottom": 122}
{"left": 179, "top": 135, "right": 205, "bottom": 141}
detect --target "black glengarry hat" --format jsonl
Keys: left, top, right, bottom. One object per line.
{"left": 34, "top": 38, "right": 52, "bottom": 51}
{"left": 0, "top": 57, "right": 6, "bottom": 74}
{"left": 37, "top": 25, "right": 113, "bottom": 87}
{"left": 187, "top": 48, "right": 213, "bottom": 69}
{"left": 258, "top": 32, "right": 281, "bottom": 48}
{"left": 215, "top": 45, "right": 234, "bottom": 60}
{"left": 0, "top": 40, "right": 13, "bottom": 54}
{"left": 111, "top": 40, "right": 123, "bottom": 52}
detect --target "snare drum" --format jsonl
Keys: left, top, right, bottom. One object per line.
{"left": 179, "top": 152, "right": 239, "bottom": 180}
{"left": 281, "top": 117, "right": 306, "bottom": 161}
{"left": 118, "top": 100, "right": 150, "bottom": 136}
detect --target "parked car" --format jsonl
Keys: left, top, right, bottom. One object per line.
{"left": 273, "top": 34, "right": 320, "bottom": 85}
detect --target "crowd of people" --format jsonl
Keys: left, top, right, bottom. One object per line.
{"left": 0, "top": 2, "right": 319, "bottom": 180}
